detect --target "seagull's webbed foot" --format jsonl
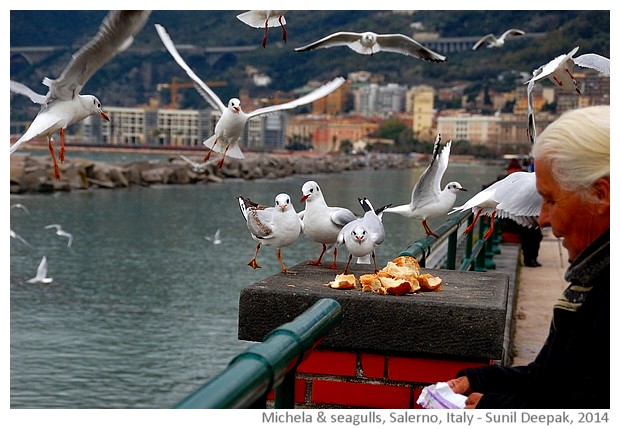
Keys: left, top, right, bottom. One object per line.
{"left": 307, "top": 244, "right": 327, "bottom": 266}
{"left": 277, "top": 249, "right": 296, "bottom": 274}
{"left": 422, "top": 220, "right": 439, "bottom": 238}
{"left": 247, "top": 258, "right": 261, "bottom": 269}
{"left": 247, "top": 243, "right": 261, "bottom": 269}
{"left": 326, "top": 247, "right": 339, "bottom": 270}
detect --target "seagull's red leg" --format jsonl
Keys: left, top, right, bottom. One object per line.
{"left": 204, "top": 150, "right": 212, "bottom": 162}
{"left": 59, "top": 128, "right": 66, "bottom": 162}
{"left": 463, "top": 209, "right": 483, "bottom": 236}
{"left": 342, "top": 254, "right": 353, "bottom": 275}
{"left": 247, "top": 243, "right": 261, "bottom": 269}
{"left": 553, "top": 76, "right": 563, "bottom": 86}
{"left": 262, "top": 21, "right": 268, "bottom": 48}
{"left": 48, "top": 136, "right": 60, "bottom": 180}
{"left": 326, "top": 246, "right": 339, "bottom": 270}
{"left": 216, "top": 145, "right": 230, "bottom": 169}
{"left": 308, "top": 244, "right": 327, "bottom": 266}
{"left": 279, "top": 16, "right": 286, "bottom": 42}
{"left": 483, "top": 211, "right": 497, "bottom": 241}
{"left": 372, "top": 252, "right": 378, "bottom": 273}
{"left": 422, "top": 219, "right": 439, "bottom": 237}
{"left": 277, "top": 248, "right": 295, "bottom": 274}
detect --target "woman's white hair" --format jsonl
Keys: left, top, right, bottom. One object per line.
{"left": 531, "top": 105, "right": 609, "bottom": 196}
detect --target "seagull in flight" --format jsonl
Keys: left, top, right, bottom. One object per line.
{"left": 238, "top": 193, "right": 303, "bottom": 274}
{"left": 298, "top": 180, "right": 358, "bottom": 269}
{"left": 155, "top": 23, "right": 345, "bottom": 168}
{"left": 27, "top": 256, "right": 54, "bottom": 284}
{"left": 525, "top": 46, "right": 610, "bottom": 144}
{"left": 178, "top": 154, "right": 215, "bottom": 174}
{"left": 472, "top": 28, "right": 525, "bottom": 50}
{"left": 9, "top": 11, "right": 151, "bottom": 180}
{"left": 11, "top": 203, "right": 30, "bottom": 215}
{"left": 383, "top": 135, "right": 467, "bottom": 237}
{"left": 294, "top": 31, "right": 446, "bottom": 62}
{"left": 44, "top": 224, "right": 73, "bottom": 247}
{"left": 11, "top": 229, "right": 32, "bottom": 248}
{"left": 449, "top": 171, "right": 542, "bottom": 241}
{"left": 236, "top": 10, "right": 288, "bottom": 48}
{"left": 205, "top": 228, "right": 222, "bottom": 245}
{"left": 337, "top": 197, "right": 390, "bottom": 274}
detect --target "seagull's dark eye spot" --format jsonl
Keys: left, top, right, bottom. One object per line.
{"left": 286, "top": 198, "right": 290, "bottom": 204}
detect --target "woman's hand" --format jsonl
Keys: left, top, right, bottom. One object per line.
{"left": 446, "top": 376, "right": 471, "bottom": 395}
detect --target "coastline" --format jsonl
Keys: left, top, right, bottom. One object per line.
{"left": 10, "top": 142, "right": 502, "bottom": 194}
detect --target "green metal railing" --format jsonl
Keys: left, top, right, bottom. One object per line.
{"left": 399, "top": 210, "right": 501, "bottom": 271}
{"left": 175, "top": 298, "right": 342, "bottom": 409}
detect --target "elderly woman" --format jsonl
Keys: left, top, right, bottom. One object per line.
{"left": 447, "top": 105, "right": 610, "bottom": 408}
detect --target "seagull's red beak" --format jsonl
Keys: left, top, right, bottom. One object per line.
{"left": 233, "top": 107, "right": 240, "bottom": 113}
{"left": 301, "top": 194, "right": 309, "bottom": 203}
{"left": 101, "top": 112, "right": 110, "bottom": 122}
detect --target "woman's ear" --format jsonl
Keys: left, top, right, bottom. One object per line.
{"left": 591, "top": 177, "right": 610, "bottom": 212}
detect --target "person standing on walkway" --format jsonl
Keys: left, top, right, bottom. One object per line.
{"left": 445, "top": 105, "right": 610, "bottom": 408}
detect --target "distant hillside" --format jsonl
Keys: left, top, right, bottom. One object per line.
{"left": 10, "top": 10, "right": 610, "bottom": 114}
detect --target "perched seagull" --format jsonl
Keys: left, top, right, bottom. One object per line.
{"left": 236, "top": 10, "right": 288, "bottom": 48}
{"left": 27, "top": 256, "right": 54, "bottom": 284}
{"left": 294, "top": 31, "right": 446, "bottom": 62}
{"left": 44, "top": 224, "right": 73, "bottom": 247}
{"left": 9, "top": 11, "right": 151, "bottom": 180}
{"left": 383, "top": 135, "right": 467, "bottom": 237}
{"left": 472, "top": 28, "right": 525, "bottom": 50}
{"left": 337, "top": 197, "right": 390, "bottom": 274}
{"left": 11, "top": 203, "right": 30, "bottom": 215}
{"left": 205, "top": 228, "right": 222, "bottom": 245}
{"left": 178, "top": 154, "right": 215, "bottom": 174}
{"left": 449, "top": 171, "right": 542, "bottom": 241}
{"left": 238, "top": 193, "right": 303, "bottom": 274}
{"left": 525, "top": 46, "right": 610, "bottom": 144}
{"left": 155, "top": 23, "right": 346, "bottom": 168}
{"left": 298, "top": 180, "right": 358, "bottom": 269}
{"left": 11, "top": 229, "right": 32, "bottom": 248}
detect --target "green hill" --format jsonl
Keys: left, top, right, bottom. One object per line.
{"left": 10, "top": 10, "right": 610, "bottom": 111}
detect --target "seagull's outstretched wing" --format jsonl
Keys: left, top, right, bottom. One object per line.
{"left": 472, "top": 34, "right": 496, "bottom": 50}
{"left": 499, "top": 28, "right": 525, "bottom": 40}
{"left": 410, "top": 135, "right": 450, "bottom": 209}
{"left": 47, "top": 11, "right": 151, "bottom": 101}
{"left": 294, "top": 32, "right": 363, "bottom": 52}
{"left": 573, "top": 53, "right": 610, "bottom": 75}
{"left": 375, "top": 34, "right": 446, "bottom": 62}
{"left": 155, "top": 23, "right": 226, "bottom": 112}
{"left": 10, "top": 80, "right": 47, "bottom": 105}
{"left": 247, "top": 77, "right": 345, "bottom": 119}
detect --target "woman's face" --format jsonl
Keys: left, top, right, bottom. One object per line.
{"left": 535, "top": 158, "right": 609, "bottom": 260}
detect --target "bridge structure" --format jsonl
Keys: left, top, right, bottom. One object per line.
{"left": 416, "top": 32, "right": 546, "bottom": 54}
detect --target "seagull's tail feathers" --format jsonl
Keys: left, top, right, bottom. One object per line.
{"left": 203, "top": 136, "right": 245, "bottom": 159}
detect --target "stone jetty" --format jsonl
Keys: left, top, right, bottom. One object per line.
{"left": 10, "top": 151, "right": 423, "bottom": 194}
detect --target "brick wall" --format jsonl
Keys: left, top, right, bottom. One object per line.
{"left": 268, "top": 349, "right": 489, "bottom": 408}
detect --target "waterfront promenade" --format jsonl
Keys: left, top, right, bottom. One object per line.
{"left": 497, "top": 229, "right": 567, "bottom": 366}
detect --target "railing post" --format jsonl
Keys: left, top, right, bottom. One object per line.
{"left": 274, "top": 368, "right": 297, "bottom": 408}
{"left": 445, "top": 227, "right": 458, "bottom": 270}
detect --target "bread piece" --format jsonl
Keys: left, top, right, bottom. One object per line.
{"left": 324, "top": 273, "right": 357, "bottom": 290}
{"left": 381, "top": 261, "right": 419, "bottom": 278}
{"left": 417, "top": 273, "right": 443, "bottom": 291}
{"left": 393, "top": 274, "right": 421, "bottom": 293}
{"left": 359, "top": 273, "right": 386, "bottom": 295}
{"left": 391, "top": 255, "right": 421, "bottom": 274}
{"left": 378, "top": 276, "right": 413, "bottom": 296}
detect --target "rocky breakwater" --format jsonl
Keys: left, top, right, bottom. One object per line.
{"left": 10, "top": 152, "right": 422, "bottom": 194}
